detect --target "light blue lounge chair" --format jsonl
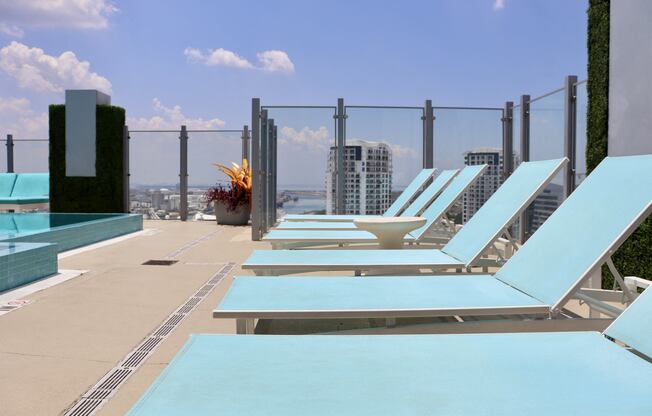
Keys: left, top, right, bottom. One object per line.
{"left": 275, "top": 169, "right": 459, "bottom": 230}
{"left": 244, "top": 158, "right": 566, "bottom": 273}
{"left": 0, "top": 173, "right": 49, "bottom": 212}
{"left": 263, "top": 163, "right": 495, "bottom": 249}
{"left": 128, "top": 287, "right": 652, "bottom": 415}
{"left": 282, "top": 168, "right": 436, "bottom": 222}
{"left": 216, "top": 155, "right": 652, "bottom": 333}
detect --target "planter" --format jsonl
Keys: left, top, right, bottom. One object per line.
{"left": 214, "top": 202, "right": 250, "bottom": 226}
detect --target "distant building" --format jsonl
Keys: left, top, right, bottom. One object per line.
{"left": 462, "top": 148, "right": 518, "bottom": 223}
{"left": 528, "top": 182, "right": 563, "bottom": 234}
{"left": 326, "top": 140, "right": 393, "bottom": 215}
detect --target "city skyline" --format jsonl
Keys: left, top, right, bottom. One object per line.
{"left": 0, "top": 1, "right": 588, "bottom": 183}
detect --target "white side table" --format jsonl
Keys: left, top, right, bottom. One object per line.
{"left": 353, "top": 217, "right": 427, "bottom": 249}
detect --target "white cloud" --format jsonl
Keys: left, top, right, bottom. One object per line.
{"left": 183, "top": 47, "right": 253, "bottom": 69}
{"left": 0, "top": 41, "right": 112, "bottom": 94}
{"left": 0, "top": 0, "right": 117, "bottom": 33}
{"left": 278, "top": 126, "right": 332, "bottom": 151}
{"left": 256, "top": 50, "right": 294, "bottom": 73}
{"left": 0, "top": 96, "right": 48, "bottom": 139}
{"left": 185, "top": 47, "right": 295, "bottom": 73}
{"left": 389, "top": 143, "right": 419, "bottom": 159}
{"left": 127, "top": 98, "right": 226, "bottom": 130}
{"left": 493, "top": 0, "right": 505, "bottom": 10}
{"left": 0, "top": 22, "right": 24, "bottom": 38}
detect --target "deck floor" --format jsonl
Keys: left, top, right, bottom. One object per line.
{"left": 0, "top": 220, "right": 609, "bottom": 415}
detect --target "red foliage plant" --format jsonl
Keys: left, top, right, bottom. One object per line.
{"left": 204, "top": 184, "right": 250, "bottom": 212}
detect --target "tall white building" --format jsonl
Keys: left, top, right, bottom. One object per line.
{"left": 326, "top": 140, "right": 393, "bottom": 215}
{"left": 462, "top": 148, "right": 517, "bottom": 223}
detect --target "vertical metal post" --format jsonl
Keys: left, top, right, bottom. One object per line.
{"left": 564, "top": 75, "right": 578, "bottom": 196}
{"left": 518, "top": 95, "right": 530, "bottom": 243}
{"left": 260, "top": 109, "right": 268, "bottom": 233}
{"left": 336, "top": 98, "right": 345, "bottom": 214}
{"left": 241, "top": 125, "right": 250, "bottom": 162}
{"left": 251, "top": 99, "right": 262, "bottom": 240}
{"left": 502, "top": 101, "right": 514, "bottom": 178}
{"left": 179, "top": 125, "right": 188, "bottom": 221}
{"left": 6, "top": 134, "right": 14, "bottom": 173}
{"left": 423, "top": 100, "right": 434, "bottom": 168}
{"left": 272, "top": 124, "right": 278, "bottom": 225}
{"left": 123, "top": 125, "right": 130, "bottom": 213}
{"left": 266, "top": 118, "right": 275, "bottom": 228}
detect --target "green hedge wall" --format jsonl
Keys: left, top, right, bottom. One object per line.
{"left": 587, "top": 0, "right": 652, "bottom": 287}
{"left": 49, "top": 104, "right": 126, "bottom": 213}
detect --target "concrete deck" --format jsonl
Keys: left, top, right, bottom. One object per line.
{"left": 0, "top": 220, "right": 617, "bottom": 415}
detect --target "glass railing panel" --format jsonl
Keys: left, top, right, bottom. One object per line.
{"left": 187, "top": 131, "right": 242, "bottom": 221}
{"left": 344, "top": 106, "right": 423, "bottom": 215}
{"left": 129, "top": 131, "right": 179, "bottom": 220}
{"left": 575, "top": 80, "right": 588, "bottom": 187}
{"left": 263, "top": 107, "right": 336, "bottom": 217}
{"left": 526, "top": 88, "right": 565, "bottom": 238}
{"left": 433, "top": 108, "right": 504, "bottom": 225}
{"left": 11, "top": 140, "right": 49, "bottom": 173}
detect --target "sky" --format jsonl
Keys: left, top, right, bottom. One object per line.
{"left": 0, "top": 0, "right": 589, "bottom": 187}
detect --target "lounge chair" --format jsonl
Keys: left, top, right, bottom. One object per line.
{"left": 243, "top": 158, "right": 566, "bottom": 273}
{"left": 128, "top": 286, "right": 652, "bottom": 415}
{"left": 262, "top": 162, "right": 503, "bottom": 249}
{"left": 274, "top": 169, "right": 459, "bottom": 230}
{"left": 215, "top": 155, "right": 652, "bottom": 333}
{"left": 0, "top": 173, "right": 49, "bottom": 212}
{"left": 282, "top": 168, "right": 436, "bottom": 222}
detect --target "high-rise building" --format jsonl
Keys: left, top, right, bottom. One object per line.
{"left": 326, "top": 140, "right": 393, "bottom": 215}
{"left": 462, "top": 148, "right": 518, "bottom": 223}
{"left": 528, "top": 182, "right": 563, "bottom": 234}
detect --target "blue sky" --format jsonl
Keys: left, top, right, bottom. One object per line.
{"left": 0, "top": 0, "right": 588, "bottom": 186}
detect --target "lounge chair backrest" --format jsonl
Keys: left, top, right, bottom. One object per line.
{"left": 0, "top": 173, "right": 17, "bottom": 197}
{"left": 495, "top": 155, "right": 652, "bottom": 311}
{"left": 11, "top": 173, "right": 49, "bottom": 197}
{"left": 442, "top": 158, "right": 567, "bottom": 265}
{"left": 409, "top": 165, "right": 487, "bottom": 240}
{"left": 383, "top": 169, "right": 436, "bottom": 217}
{"left": 604, "top": 286, "right": 652, "bottom": 358}
{"left": 401, "top": 170, "right": 458, "bottom": 217}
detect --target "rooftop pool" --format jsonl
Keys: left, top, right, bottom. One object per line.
{"left": 0, "top": 213, "right": 143, "bottom": 293}
{"left": 0, "top": 213, "right": 143, "bottom": 252}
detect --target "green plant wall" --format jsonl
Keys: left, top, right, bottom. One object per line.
{"left": 586, "top": 0, "right": 652, "bottom": 287}
{"left": 49, "top": 104, "right": 127, "bottom": 213}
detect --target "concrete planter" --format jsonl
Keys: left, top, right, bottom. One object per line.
{"left": 214, "top": 202, "right": 250, "bottom": 226}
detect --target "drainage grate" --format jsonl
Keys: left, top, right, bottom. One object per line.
{"left": 142, "top": 259, "right": 178, "bottom": 266}
{"left": 64, "top": 262, "right": 235, "bottom": 416}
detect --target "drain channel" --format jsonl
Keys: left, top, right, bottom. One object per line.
{"left": 63, "top": 262, "right": 235, "bottom": 416}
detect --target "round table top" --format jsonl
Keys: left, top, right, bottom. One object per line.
{"left": 353, "top": 216, "right": 426, "bottom": 226}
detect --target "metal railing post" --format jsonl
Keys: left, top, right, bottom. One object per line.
{"left": 266, "top": 118, "right": 275, "bottom": 228}
{"left": 241, "top": 125, "right": 250, "bottom": 162}
{"left": 518, "top": 95, "right": 530, "bottom": 243}
{"left": 564, "top": 75, "right": 578, "bottom": 196}
{"left": 336, "top": 98, "right": 345, "bottom": 214}
{"left": 123, "top": 125, "right": 130, "bottom": 213}
{"left": 271, "top": 124, "right": 278, "bottom": 225}
{"left": 423, "top": 100, "right": 434, "bottom": 168}
{"left": 179, "top": 125, "right": 188, "bottom": 221}
{"left": 260, "top": 109, "right": 269, "bottom": 233}
{"left": 502, "top": 101, "right": 514, "bottom": 178}
{"left": 6, "top": 134, "right": 14, "bottom": 173}
{"left": 251, "top": 99, "right": 262, "bottom": 240}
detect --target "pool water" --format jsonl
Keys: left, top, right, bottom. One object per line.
{"left": 0, "top": 213, "right": 143, "bottom": 293}
{"left": 0, "top": 213, "right": 143, "bottom": 252}
{"left": 0, "top": 213, "right": 127, "bottom": 239}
